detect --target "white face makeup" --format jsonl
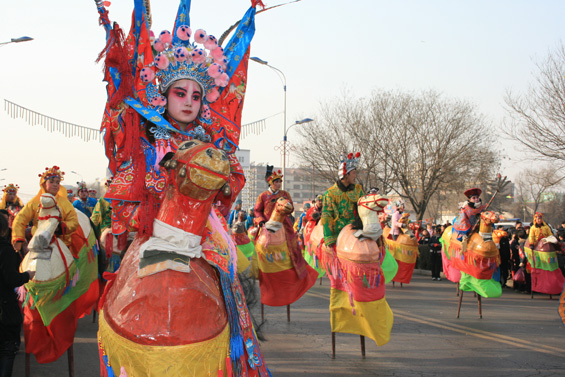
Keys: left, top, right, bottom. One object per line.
{"left": 166, "top": 79, "right": 202, "bottom": 130}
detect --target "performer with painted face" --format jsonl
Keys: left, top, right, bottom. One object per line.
{"left": 73, "top": 182, "right": 98, "bottom": 217}
{"left": 0, "top": 184, "right": 24, "bottom": 227}
{"left": 93, "top": 1, "right": 271, "bottom": 375}
{"left": 12, "top": 166, "right": 78, "bottom": 253}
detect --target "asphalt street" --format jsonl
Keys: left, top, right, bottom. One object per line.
{"left": 13, "top": 271, "right": 565, "bottom": 377}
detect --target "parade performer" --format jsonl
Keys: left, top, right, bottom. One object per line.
{"left": 523, "top": 212, "right": 565, "bottom": 296}
{"left": 228, "top": 199, "right": 243, "bottom": 227}
{"left": 390, "top": 200, "right": 405, "bottom": 241}
{"left": 321, "top": 152, "right": 365, "bottom": 260}
{"left": 253, "top": 166, "right": 317, "bottom": 307}
{"left": 0, "top": 184, "right": 24, "bottom": 227}
{"left": 231, "top": 210, "right": 253, "bottom": 271}
{"left": 303, "top": 195, "right": 325, "bottom": 277}
{"left": 13, "top": 167, "right": 99, "bottom": 363}
{"left": 452, "top": 188, "right": 487, "bottom": 242}
{"left": 88, "top": 189, "right": 97, "bottom": 199}
{"left": 94, "top": 0, "right": 271, "bottom": 375}
{"left": 73, "top": 181, "right": 98, "bottom": 217}
{"left": 383, "top": 210, "right": 419, "bottom": 284}
{"left": 331, "top": 193, "right": 393, "bottom": 353}
{"left": 12, "top": 167, "right": 78, "bottom": 252}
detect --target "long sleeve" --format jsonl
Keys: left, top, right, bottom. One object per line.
{"left": 253, "top": 193, "right": 268, "bottom": 226}
{"left": 321, "top": 194, "right": 337, "bottom": 246}
{"left": 12, "top": 200, "right": 37, "bottom": 245}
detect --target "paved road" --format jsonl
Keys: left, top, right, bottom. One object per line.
{"left": 14, "top": 272, "right": 565, "bottom": 376}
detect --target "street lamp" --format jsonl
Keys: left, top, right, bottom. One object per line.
{"left": 279, "top": 118, "right": 314, "bottom": 190}
{"left": 0, "top": 36, "right": 34, "bottom": 47}
{"left": 250, "top": 56, "right": 287, "bottom": 148}
{"left": 70, "top": 171, "right": 84, "bottom": 182}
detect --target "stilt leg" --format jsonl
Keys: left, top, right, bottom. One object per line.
{"left": 331, "top": 332, "right": 336, "bottom": 359}
{"left": 457, "top": 289, "right": 463, "bottom": 318}
{"left": 400, "top": 282, "right": 403, "bottom": 288}
{"left": 287, "top": 305, "right": 290, "bottom": 322}
{"left": 261, "top": 303, "right": 264, "bottom": 322}
{"left": 319, "top": 277, "right": 322, "bottom": 285}
{"left": 531, "top": 290, "right": 534, "bottom": 299}
{"left": 477, "top": 295, "right": 482, "bottom": 319}
{"left": 68, "top": 344, "right": 75, "bottom": 377}
{"left": 456, "top": 283, "right": 459, "bottom": 297}
{"left": 360, "top": 335, "right": 366, "bottom": 359}
{"left": 549, "top": 294, "right": 553, "bottom": 300}
{"left": 392, "top": 281, "right": 395, "bottom": 287}
{"left": 92, "top": 307, "right": 97, "bottom": 323}
{"left": 25, "top": 353, "right": 30, "bottom": 377}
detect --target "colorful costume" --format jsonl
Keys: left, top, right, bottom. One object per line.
{"left": 331, "top": 194, "right": 394, "bottom": 347}
{"left": 303, "top": 199, "right": 325, "bottom": 277}
{"left": 452, "top": 188, "right": 487, "bottom": 241}
{"left": 0, "top": 184, "right": 24, "bottom": 226}
{"left": 253, "top": 167, "right": 317, "bottom": 306}
{"left": 94, "top": 1, "right": 271, "bottom": 375}
{"left": 73, "top": 182, "right": 98, "bottom": 217}
{"left": 524, "top": 213, "right": 565, "bottom": 295}
{"left": 91, "top": 197, "right": 112, "bottom": 235}
{"left": 12, "top": 167, "right": 78, "bottom": 249}
{"left": 16, "top": 167, "right": 99, "bottom": 363}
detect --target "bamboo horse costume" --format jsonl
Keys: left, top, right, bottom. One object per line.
{"left": 94, "top": 0, "right": 271, "bottom": 375}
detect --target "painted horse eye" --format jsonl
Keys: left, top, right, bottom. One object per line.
{"left": 179, "top": 140, "right": 198, "bottom": 150}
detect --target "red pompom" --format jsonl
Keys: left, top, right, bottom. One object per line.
{"left": 347, "top": 153, "right": 353, "bottom": 159}
{"left": 355, "top": 152, "right": 361, "bottom": 158}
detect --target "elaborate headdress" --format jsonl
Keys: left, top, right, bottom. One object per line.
{"left": 39, "top": 166, "right": 65, "bottom": 185}
{"left": 2, "top": 184, "right": 19, "bottom": 194}
{"left": 464, "top": 188, "right": 482, "bottom": 198}
{"left": 338, "top": 152, "right": 361, "bottom": 179}
{"left": 140, "top": 26, "right": 229, "bottom": 120}
{"left": 77, "top": 181, "right": 88, "bottom": 192}
{"left": 315, "top": 194, "right": 323, "bottom": 202}
{"left": 265, "top": 165, "right": 283, "bottom": 185}
{"left": 533, "top": 212, "right": 543, "bottom": 221}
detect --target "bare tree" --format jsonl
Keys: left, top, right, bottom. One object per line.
{"left": 513, "top": 167, "right": 565, "bottom": 220}
{"left": 504, "top": 42, "right": 565, "bottom": 172}
{"left": 296, "top": 89, "right": 500, "bottom": 220}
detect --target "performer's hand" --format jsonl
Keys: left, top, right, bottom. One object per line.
{"left": 14, "top": 241, "right": 23, "bottom": 252}
{"left": 26, "top": 270, "right": 36, "bottom": 281}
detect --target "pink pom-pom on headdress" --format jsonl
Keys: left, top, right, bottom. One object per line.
{"left": 153, "top": 39, "right": 166, "bottom": 53}
{"left": 140, "top": 68, "right": 156, "bottom": 83}
{"left": 174, "top": 47, "right": 190, "bottom": 62}
{"left": 215, "top": 72, "right": 229, "bottom": 87}
{"left": 204, "top": 35, "right": 218, "bottom": 50}
{"left": 207, "top": 63, "right": 223, "bottom": 79}
{"left": 201, "top": 104, "right": 211, "bottom": 119}
{"left": 210, "top": 46, "right": 224, "bottom": 61}
{"left": 206, "top": 87, "right": 220, "bottom": 103}
{"left": 149, "top": 30, "right": 156, "bottom": 43}
{"left": 154, "top": 54, "right": 170, "bottom": 70}
{"left": 176, "top": 25, "right": 192, "bottom": 41}
{"left": 190, "top": 49, "right": 207, "bottom": 64}
{"left": 194, "top": 29, "right": 208, "bottom": 44}
{"left": 159, "top": 30, "right": 173, "bottom": 45}
{"left": 150, "top": 95, "right": 167, "bottom": 107}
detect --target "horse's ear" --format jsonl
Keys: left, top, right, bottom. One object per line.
{"left": 159, "top": 152, "right": 177, "bottom": 169}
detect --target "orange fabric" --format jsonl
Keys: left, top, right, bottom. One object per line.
{"left": 258, "top": 267, "right": 318, "bottom": 307}
{"left": 392, "top": 260, "right": 416, "bottom": 284}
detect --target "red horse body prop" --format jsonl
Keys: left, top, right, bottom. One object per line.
{"left": 98, "top": 141, "right": 270, "bottom": 377}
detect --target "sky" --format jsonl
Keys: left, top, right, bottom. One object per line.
{"left": 1, "top": 0, "right": 564, "bottom": 202}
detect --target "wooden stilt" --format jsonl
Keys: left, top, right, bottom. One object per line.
{"left": 92, "top": 308, "right": 97, "bottom": 323}
{"left": 531, "top": 290, "right": 534, "bottom": 299}
{"left": 477, "top": 295, "right": 482, "bottom": 319}
{"left": 261, "top": 303, "right": 264, "bottom": 322}
{"left": 331, "top": 332, "right": 336, "bottom": 359}
{"left": 360, "top": 335, "right": 366, "bottom": 359}
{"left": 457, "top": 289, "right": 463, "bottom": 318}
{"left": 319, "top": 277, "right": 322, "bottom": 285}
{"left": 392, "top": 281, "right": 395, "bottom": 287}
{"left": 400, "top": 282, "right": 403, "bottom": 288}
{"left": 25, "top": 353, "right": 30, "bottom": 377}
{"left": 549, "top": 294, "right": 553, "bottom": 300}
{"left": 67, "top": 344, "right": 75, "bottom": 377}
{"left": 287, "top": 305, "right": 291, "bottom": 322}
{"left": 456, "top": 283, "right": 459, "bottom": 296}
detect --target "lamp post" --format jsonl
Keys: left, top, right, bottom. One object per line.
{"left": 277, "top": 118, "right": 314, "bottom": 190}
{"left": 70, "top": 171, "right": 84, "bottom": 182}
{"left": 0, "top": 36, "right": 33, "bottom": 47}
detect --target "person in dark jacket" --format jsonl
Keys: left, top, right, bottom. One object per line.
{"left": 497, "top": 226, "right": 511, "bottom": 288}
{"left": 429, "top": 227, "right": 443, "bottom": 281}
{"left": 0, "top": 213, "right": 34, "bottom": 377}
